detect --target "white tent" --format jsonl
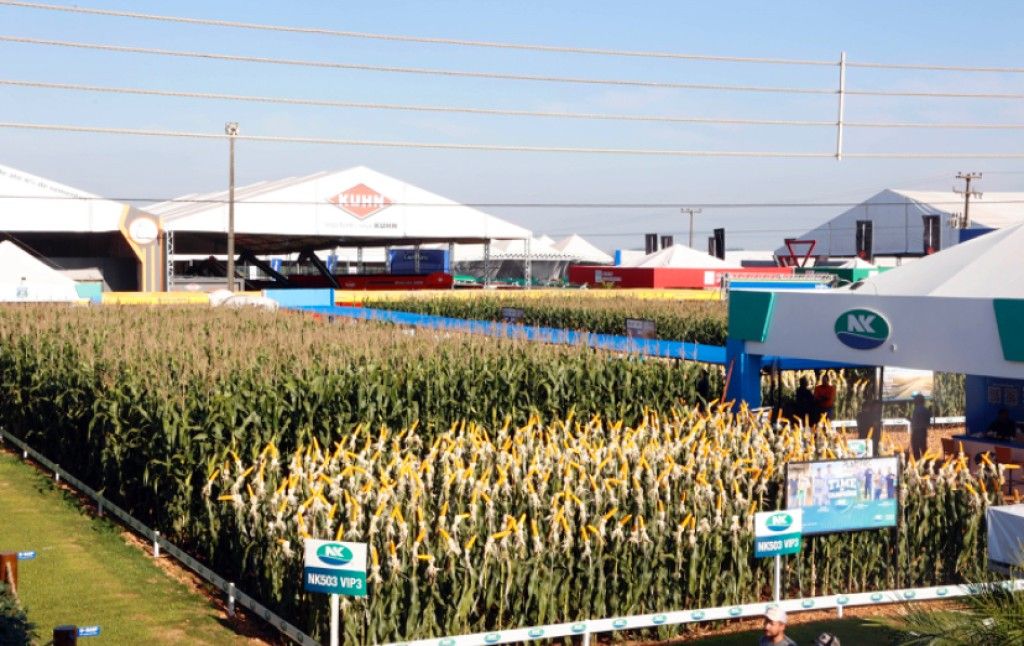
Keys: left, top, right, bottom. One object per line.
{"left": 552, "top": 234, "right": 613, "bottom": 264}
{"left": 627, "top": 244, "right": 740, "bottom": 269}
{"left": 535, "top": 235, "right": 556, "bottom": 247}
{"left": 745, "top": 222, "right": 1024, "bottom": 379}
{"left": 153, "top": 166, "right": 532, "bottom": 254}
{"left": 0, "top": 164, "right": 125, "bottom": 233}
{"left": 849, "top": 224, "right": 1024, "bottom": 298}
{"left": 0, "top": 241, "right": 80, "bottom": 301}
{"left": 775, "top": 188, "right": 1024, "bottom": 258}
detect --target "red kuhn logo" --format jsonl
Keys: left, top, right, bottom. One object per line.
{"left": 328, "top": 184, "right": 393, "bottom": 219}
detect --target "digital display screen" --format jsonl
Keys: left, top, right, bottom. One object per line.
{"left": 785, "top": 457, "right": 899, "bottom": 535}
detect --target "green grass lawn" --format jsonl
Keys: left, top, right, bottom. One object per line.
{"left": 0, "top": 450, "right": 258, "bottom": 645}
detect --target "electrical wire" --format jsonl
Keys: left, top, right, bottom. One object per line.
{"left": 8, "top": 1, "right": 1024, "bottom": 74}
{"left": 7, "top": 79, "right": 1024, "bottom": 130}
{"left": 0, "top": 35, "right": 836, "bottom": 95}
{"left": 0, "top": 0, "right": 838, "bottom": 67}
{"left": 0, "top": 121, "right": 842, "bottom": 157}
{"left": 6, "top": 120, "right": 1024, "bottom": 158}
{"left": 0, "top": 79, "right": 837, "bottom": 127}
{"left": 0, "top": 194, "right": 1017, "bottom": 209}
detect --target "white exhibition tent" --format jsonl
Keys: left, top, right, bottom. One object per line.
{"left": 747, "top": 224, "right": 1024, "bottom": 379}
{"left": 0, "top": 240, "right": 80, "bottom": 301}
{"left": 552, "top": 234, "right": 613, "bottom": 264}
{"left": 0, "top": 164, "right": 125, "bottom": 233}
{"left": 152, "top": 166, "right": 532, "bottom": 254}
{"left": 775, "top": 188, "right": 1024, "bottom": 258}
{"left": 627, "top": 244, "right": 740, "bottom": 269}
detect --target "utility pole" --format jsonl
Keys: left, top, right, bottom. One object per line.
{"left": 954, "top": 172, "right": 982, "bottom": 229}
{"left": 681, "top": 207, "right": 702, "bottom": 248}
{"left": 225, "top": 122, "right": 239, "bottom": 291}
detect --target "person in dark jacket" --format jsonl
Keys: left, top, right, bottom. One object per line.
{"left": 910, "top": 394, "right": 932, "bottom": 459}
{"left": 794, "top": 377, "right": 815, "bottom": 422}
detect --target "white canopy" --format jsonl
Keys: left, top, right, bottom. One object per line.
{"left": 775, "top": 188, "right": 1024, "bottom": 258}
{"left": 627, "top": 244, "right": 740, "bottom": 269}
{"left": 152, "top": 166, "right": 531, "bottom": 254}
{"left": 0, "top": 240, "right": 80, "bottom": 301}
{"left": 850, "top": 223, "right": 1024, "bottom": 298}
{"left": 553, "top": 234, "right": 613, "bottom": 264}
{"left": 0, "top": 164, "right": 125, "bottom": 232}
{"left": 453, "top": 238, "right": 575, "bottom": 262}
{"left": 748, "top": 222, "right": 1024, "bottom": 378}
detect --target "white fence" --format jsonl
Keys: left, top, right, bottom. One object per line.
{"left": 385, "top": 579, "right": 1024, "bottom": 646}
{"left": 831, "top": 415, "right": 965, "bottom": 431}
{"left": 0, "top": 428, "right": 320, "bottom": 646}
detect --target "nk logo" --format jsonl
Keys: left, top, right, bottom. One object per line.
{"left": 834, "top": 308, "right": 890, "bottom": 350}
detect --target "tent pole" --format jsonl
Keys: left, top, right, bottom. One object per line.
{"left": 524, "top": 238, "right": 532, "bottom": 289}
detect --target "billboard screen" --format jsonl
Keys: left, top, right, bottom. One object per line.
{"left": 785, "top": 457, "right": 899, "bottom": 535}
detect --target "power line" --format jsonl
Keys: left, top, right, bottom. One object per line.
{"left": 0, "top": 121, "right": 841, "bottom": 157}
{"left": 7, "top": 78, "right": 1024, "bottom": 130}
{"left": 6, "top": 1, "right": 1024, "bottom": 74}
{"left": 0, "top": 79, "right": 835, "bottom": 127}
{"left": 0, "top": 35, "right": 835, "bottom": 95}
{"left": 2, "top": 194, "right": 1023, "bottom": 209}
{"left": 0, "top": 1, "right": 839, "bottom": 67}
{"left": 3, "top": 35, "right": 1019, "bottom": 101}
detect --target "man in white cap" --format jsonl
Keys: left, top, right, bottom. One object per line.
{"left": 760, "top": 607, "right": 796, "bottom": 646}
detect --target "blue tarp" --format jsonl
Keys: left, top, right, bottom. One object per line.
{"left": 299, "top": 305, "right": 859, "bottom": 370}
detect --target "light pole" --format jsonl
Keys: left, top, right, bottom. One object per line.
{"left": 225, "top": 122, "right": 239, "bottom": 291}
{"left": 681, "top": 207, "right": 702, "bottom": 248}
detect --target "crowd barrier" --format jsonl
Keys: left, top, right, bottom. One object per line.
{"left": 0, "top": 428, "right": 319, "bottom": 646}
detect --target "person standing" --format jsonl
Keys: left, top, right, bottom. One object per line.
{"left": 813, "top": 374, "right": 837, "bottom": 421}
{"left": 910, "top": 393, "right": 932, "bottom": 459}
{"left": 760, "top": 608, "right": 797, "bottom": 646}
{"left": 856, "top": 399, "right": 882, "bottom": 456}
{"left": 794, "top": 377, "right": 815, "bottom": 422}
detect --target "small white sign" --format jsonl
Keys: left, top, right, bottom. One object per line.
{"left": 304, "top": 539, "right": 367, "bottom": 572}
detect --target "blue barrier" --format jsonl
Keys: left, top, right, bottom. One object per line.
{"left": 264, "top": 288, "right": 335, "bottom": 307}
{"left": 298, "top": 306, "right": 860, "bottom": 371}
{"left": 302, "top": 305, "right": 725, "bottom": 362}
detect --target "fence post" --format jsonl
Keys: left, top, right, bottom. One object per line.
{"left": 53, "top": 625, "right": 77, "bottom": 646}
{"left": 228, "top": 582, "right": 236, "bottom": 618}
{"left": 55, "top": 465, "right": 60, "bottom": 483}
{"left": 153, "top": 531, "right": 161, "bottom": 558}
{"left": 1, "top": 553, "right": 17, "bottom": 592}
{"left": 96, "top": 495, "right": 103, "bottom": 518}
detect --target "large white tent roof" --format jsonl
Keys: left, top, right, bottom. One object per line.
{"left": 0, "top": 164, "right": 125, "bottom": 232}
{"left": 152, "top": 166, "right": 531, "bottom": 254}
{"left": 849, "top": 223, "right": 1024, "bottom": 298}
{"left": 775, "top": 188, "right": 1024, "bottom": 258}
{"left": 0, "top": 240, "right": 80, "bottom": 301}
{"left": 627, "top": 244, "right": 740, "bottom": 269}
{"left": 553, "top": 234, "right": 613, "bottom": 264}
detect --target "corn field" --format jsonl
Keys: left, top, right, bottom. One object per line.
{"left": 0, "top": 305, "right": 715, "bottom": 546}
{"left": 363, "top": 294, "right": 729, "bottom": 345}
{"left": 209, "top": 410, "right": 1001, "bottom": 643}
{"left": 0, "top": 305, "right": 987, "bottom": 643}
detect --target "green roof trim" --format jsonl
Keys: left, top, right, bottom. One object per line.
{"left": 994, "top": 299, "right": 1024, "bottom": 362}
{"left": 728, "top": 290, "right": 776, "bottom": 343}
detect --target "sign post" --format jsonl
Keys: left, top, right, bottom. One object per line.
{"left": 304, "top": 539, "right": 368, "bottom": 646}
{"left": 754, "top": 509, "right": 803, "bottom": 603}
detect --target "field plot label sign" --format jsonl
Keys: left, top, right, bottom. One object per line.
{"left": 834, "top": 308, "right": 890, "bottom": 350}
{"left": 754, "top": 510, "right": 803, "bottom": 557}
{"left": 303, "top": 539, "right": 367, "bottom": 597}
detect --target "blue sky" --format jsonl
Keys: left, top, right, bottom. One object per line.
{"left": 2, "top": 0, "right": 1024, "bottom": 251}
